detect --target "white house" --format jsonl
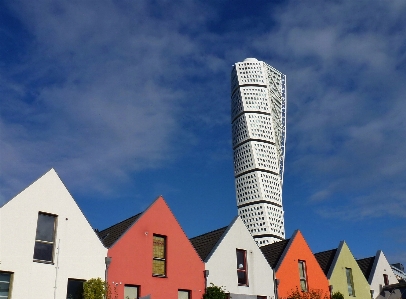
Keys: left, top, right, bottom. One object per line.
{"left": 190, "top": 216, "right": 275, "bottom": 299}
{"left": 0, "top": 169, "right": 107, "bottom": 299}
{"left": 357, "top": 250, "right": 399, "bottom": 298}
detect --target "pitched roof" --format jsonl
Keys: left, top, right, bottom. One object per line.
{"left": 189, "top": 226, "right": 228, "bottom": 261}
{"left": 314, "top": 249, "right": 337, "bottom": 275}
{"left": 97, "top": 213, "right": 142, "bottom": 248}
{"left": 357, "top": 256, "right": 375, "bottom": 280}
{"left": 260, "top": 239, "right": 290, "bottom": 269}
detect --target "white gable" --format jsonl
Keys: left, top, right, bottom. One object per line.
{"left": 0, "top": 169, "right": 107, "bottom": 299}
{"left": 205, "top": 217, "right": 275, "bottom": 298}
{"left": 369, "top": 250, "right": 399, "bottom": 298}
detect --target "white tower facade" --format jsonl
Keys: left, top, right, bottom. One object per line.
{"left": 231, "top": 58, "right": 287, "bottom": 246}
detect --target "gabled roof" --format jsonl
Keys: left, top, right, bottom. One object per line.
{"left": 190, "top": 226, "right": 228, "bottom": 262}
{"left": 260, "top": 239, "right": 290, "bottom": 269}
{"left": 314, "top": 249, "right": 337, "bottom": 275}
{"left": 357, "top": 256, "right": 375, "bottom": 280}
{"left": 97, "top": 213, "right": 142, "bottom": 248}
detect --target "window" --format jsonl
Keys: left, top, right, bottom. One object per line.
{"left": 346, "top": 268, "right": 355, "bottom": 296}
{"left": 66, "top": 279, "right": 85, "bottom": 299}
{"left": 236, "top": 249, "right": 248, "bottom": 286}
{"left": 257, "top": 296, "right": 267, "bottom": 299}
{"left": 152, "top": 235, "right": 166, "bottom": 277}
{"left": 298, "top": 260, "right": 308, "bottom": 292}
{"left": 0, "top": 272, "right": 12, "bottom": 299}
{"left": 178, "top": 290, "right": 190, "bottom": 299}
{"left": 124, "top": 285, "right": 139, "bottom": 299}
{"left": 33, "top": 212, "right": 57, "bottom": 262}
{"left": 383, "top": 274, "right": 389, "bottom": 286}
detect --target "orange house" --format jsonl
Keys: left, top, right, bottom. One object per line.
{"left": 97, "top": 196, "right": 205, "bottom": 299}
{"left": 261, "top": 230, "right": 330, "bottom": 298}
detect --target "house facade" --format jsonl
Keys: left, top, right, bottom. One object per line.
{"left": 190, "top": 216, "right": 276, "bottom": 299}
{"left": 0, "top": 169, "right": 107, "bottom": 298}
{"left": 260, "top": 230, "right": 330, "bottom": 298}
{"left": 315, "top": 241, "right": 371, "bottom": 299}
{"left": 98, "top": 196, "right": 205, "bottom": 299}
{"left": 357, "top": 250, "right": 399, "bottom": 298}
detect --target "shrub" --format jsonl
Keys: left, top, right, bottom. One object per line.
{"left": 203, "top": 283, "right": 228, "bottom": 299}
{"left": 286, "top": 287, "right": 329, "bottom": 299}
{"left": 83, "top": 278, "right": 110, "bottom": 299}
{"left": 331, "top": 292, "right": 344, "bottom": 299}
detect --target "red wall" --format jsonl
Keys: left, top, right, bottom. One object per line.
{"left": 276, "top": 231, "right": 330, "bottom": 298}
{"left": 107, "top": 196, "right": 205, "bottom": 299}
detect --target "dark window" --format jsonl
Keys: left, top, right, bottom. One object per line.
{"left": 257, "top": 296, "right": 267, "bottom": 299}
{"left": 178, "top": 290, "right": 190, "bottom": 299}
{"left": 152, "top": 235, "right": 166, "bottom": 277}
{"left": 346, "top": 268, "right": 355, "bottom": 296}
{"left": 124, "top": 285, "right": 139, "bottom": 299}
{"left": 383, "top": 274, "right": 389, "bottom": 286}
{"left": 236, "top": 249, "right": 248, "bottom": 286}
{"left": 298, "top": 260, "right": 308, "bottom": 292}
{"left": 66, "top": 279, "right": 85, "bottom": 299}
{"left": 0, "top": 272, "right": 12, "bottom": 299}
{"left": 33, "top": 212, "right": 57, "bottom": 262}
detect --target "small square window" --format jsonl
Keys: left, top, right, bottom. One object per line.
{"left": 66, "top": 278, "right": 85, "bottom": 299}
{"left": 0, "top": 271, "right": 13, "bottom": 299}
{"left": 124, "top": 285, "right": 139, "bottom": 299}
{"left": 178, "top": 290, "right": 190, "bottom": 299}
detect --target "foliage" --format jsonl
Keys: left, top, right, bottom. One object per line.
{"left": 203, "top": 283, "right": 228, "bottom": 299}
{"left": 285, "top": 288, "right": 329, "bottom": 299}
{"left": 83, "top": 278, "right": 111, "bottom": 299}
{"left": 331, "top": 292, "right": 344, "bottom": 299}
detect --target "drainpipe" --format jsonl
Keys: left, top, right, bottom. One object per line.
{"left": 105, "top": 257, "right": 112, "bottom": 299}
{"left": 53, "top": 239, "right": 61, "bottom": 299}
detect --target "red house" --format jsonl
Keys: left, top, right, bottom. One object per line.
{"left": 261, "top": 230, "right": 330, "bottom": 298}
{"left": 98, "top": 196, "right": 205, "bottom": 299}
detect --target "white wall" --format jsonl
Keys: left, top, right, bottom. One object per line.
{"left": 369, "top": 251, "right": 399, "bottom": 298}
{"left": 0, "top": 169, "right": 107, "bottom": 299}
{"left": 205, "top": 217, "right": 275, "bottom": 299}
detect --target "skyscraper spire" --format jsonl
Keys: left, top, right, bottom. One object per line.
{"left": 231, "top": 58, "right": 287, "bottom": 246}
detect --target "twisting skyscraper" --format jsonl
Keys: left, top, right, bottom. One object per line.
{"left": 231, "top": 58, "right": 287, "bottom": 246}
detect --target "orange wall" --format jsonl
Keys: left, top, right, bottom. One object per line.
{"left": 276, "top": 231, "right": 330, "bottom": 298}
{"left": 107, "top": 197, "right": 205, "bottom": 299}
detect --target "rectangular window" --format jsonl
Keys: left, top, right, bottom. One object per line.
{"left": 124, "top": 285, "right": 139, "bottom": 299}
{"left": 236, "top": 249, "right": 248, "bottom": 286}
{"left": 383, "top": 274, "right": 389, "bottom": 286}
{"left": 33, "top": 212, "right": 57, "bottom": 262}
{"left": 152, "top": 235, "right": 166, "bottom": 277}
{"left": 66, "top": 278, "right": 85, "bottom": 299}
{"left": 178, "top": 290, "right": 190, "bottom": 299}
{"left": 346, "top": 268, "right": 355, "bottom": 296}
{"left": 257, "top": 296, "right": 267, "bottom": 299}
{"left": 298, "top": 260, "right": 308, "bottom": 292}
{"left": 0, "top": 272, "right": 12, "bottom": 299}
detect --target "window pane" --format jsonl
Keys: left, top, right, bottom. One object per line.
{"left": 237, "top": 271, "right": 247, "bottom": 285}
{"left": 298, "top": 261, "right": 305, "bottom": 277}
{"left": 236, "top": 250, "right": 245, "bottom": 270}
{"left": 346, "top": 268, "right": 354, "bottom": 295}
{"left": 153, "top": 236, "right": 165, "bottom": 259}
{"left": 36, "top": 214, "right": 56, "bottom": 242}
{"left": 153, "top": 259, "right": 165, "bottom": 276}
{"left": 300, "top": 280, "right": 307, "bottom": 292}
{"left": 33, "top": 242, "right": 54, "bottom": 261}
{"left": 0, "top": 272, "right": 11, "bottom": 299}
{"left": 66, "top": 279, "right": 84, "bottom": 299}
{"left": 124, "top": 285, "right": 138, "bottom": 299}
{"left": 178, "top": 290, "right": 190, "bottom": 299}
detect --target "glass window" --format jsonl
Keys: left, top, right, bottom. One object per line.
{"left": 66, "top": 279, "right": 85, "bottom": 299}
{"left": 178, "top": 290, "right": 190, "bottom": 299}
{"left": 346, "top": 268, "right": 355, "bottom": 296}
{"left": 124, "top": 285, "right": 139, "bottom": 299}
{"left": 298, "top": 260, "right": 308, "bottom": 292}
{"left": 0, "top": 272, "right": 12, "bottom": 299}
{"left": 236, "top": 249, "right": 248, "bottom": 286}
{"left": 152, "top": 235, "right": 166, "bottom": 277}
{"left": 33, "top": 212, "right": 57, "bottom": 262}
{"left": 383, "top": 274, "right": 389, "bottom": 286}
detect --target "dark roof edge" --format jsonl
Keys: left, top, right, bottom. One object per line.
{"left": 327, "top": 240, "right": 345, "bottom": 279}
{"left": 274, "top": 229, "right": 298, "bottom": 271}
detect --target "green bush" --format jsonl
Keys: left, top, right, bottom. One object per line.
{"left": 203, "top": 283, "right": 228, "bottom": 299}
{"left": 331, "top": 292, "right": 344, "bottom": 299}
{"left": 83, "top": 278, "right": 109, "bottom": 299}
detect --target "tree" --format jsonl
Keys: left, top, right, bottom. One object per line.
{"left": 331, "top": 292, "right": 344, "bottom": 299}
{"left": 203, "top": 283, "right": 228, "bottom": 299}
{"left": 285, "top": 288, "right": 329, "bottom": 299}
{"left": 83, "top": 278, "right": 111, "bottom": 299}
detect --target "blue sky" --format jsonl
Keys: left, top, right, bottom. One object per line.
{"left": 1, "top": 0, "right": 406, "bottom": 266}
